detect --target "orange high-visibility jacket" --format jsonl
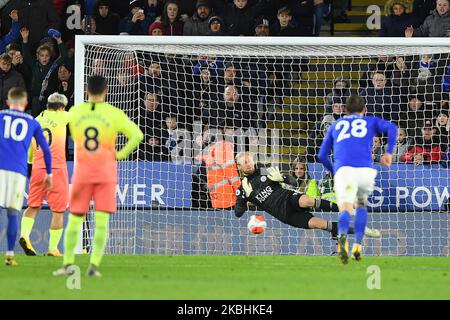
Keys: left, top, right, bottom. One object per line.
{"left": 197, "top": 140, "right": 240, "bottom": 209}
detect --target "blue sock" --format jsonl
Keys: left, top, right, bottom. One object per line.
{"left": 354, "top": 207, "right": 368, "bottom": 244}
{"left": 338, "top": 210, "right": 351, "bottom": 235}
{"left": 6, "top": 209, "right": 19, "bottom": 252}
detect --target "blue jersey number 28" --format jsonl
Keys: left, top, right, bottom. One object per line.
{"left": 335, "top": 119, "right": 368, "bottom": 142}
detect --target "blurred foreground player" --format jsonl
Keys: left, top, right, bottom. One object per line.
{"left": 0, "top": 87, "right": 52, "bottom": 266}
{"left": 318, "top": 95, "right": 397, "bottom": 264}
{"left": 234, "top": 152, "right": 380, "bottom": 241}
{"left": 20, "top": 93, "right": 70, "bottom": 257}
{"left": 53, "top": 76, "right": 143, "bottom": 277}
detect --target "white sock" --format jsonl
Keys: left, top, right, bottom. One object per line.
{"left": 6, "top": 251, "right": 14, "bottom": 256}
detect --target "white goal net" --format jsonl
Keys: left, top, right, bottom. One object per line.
{"left": 74, "top": 36, "right": 450, "bottom": 256}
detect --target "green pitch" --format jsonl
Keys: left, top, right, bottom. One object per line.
{"left": 1, "top": 255, "right": 449, "bottom": 299}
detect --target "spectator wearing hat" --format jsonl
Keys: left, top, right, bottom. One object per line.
{"left": 254, "top": 16, "right": 270, "bottom": 36}
{"left": 381, "top": 0, "right": 418, "bottom": 37}
{"left": 401, "top": 119, "right": 443, "bottom": 164}
{"left": 210, "top": 0, "right": 276, "bottom": 36}
{"left": 149, "top": 21, "right": 163, "bottom": 35}
{"left": 405, "top": 0, "right": 450, "bottom": 37}
{"left": 272, "top": 6, "right": 294, "bottom": 36}
{"left": 94, "top": 0, "right": 121, "bottom": 35}
{"left": 184, "top": 0, "right": 213, "bottom": 36}
{"left": 206, "top": 15, "right": 226, "bottom": 36}
{"left": 159, "top": 0, "right": 184, "bottom": 35}
{"left": 0, "top": 10, "right": 20, "bottom": 55}
{"left": 119, "top": 0, "right": 153, "bottom": 35}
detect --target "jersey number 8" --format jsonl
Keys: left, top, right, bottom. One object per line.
{"left": 3, "top": 116, "right": 28, "bottom": 141}
{"left": 335, "top": 119, "right": 368, "bottom": 142}
{"left": 84, "top": 127, "right": 99, "bottom": 152}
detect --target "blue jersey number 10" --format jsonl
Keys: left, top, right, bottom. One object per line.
{"left": 3, "top": 116, "right": 28, "bottom": 141}
{"left": 335, "top": 119, "right": 368, "bottom": 142}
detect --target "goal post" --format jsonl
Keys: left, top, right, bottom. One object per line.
{"left": 72, "top": 35, "right": 450, "bottom": 256}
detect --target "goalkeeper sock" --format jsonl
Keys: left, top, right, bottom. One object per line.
{"left": 63, "top": 214, "right": 84, "bottom": 266}
{"left": 330, "top": 222, "right": 355, "bottom": 237}
{"left": 315, "top": 198, "right": 339, "bottom": 212}
{"left": 6, "top": 209, "right": 19, "bottom": 253}
{"left": 48, "top": 228, "right": 63, "bottom": 251}
{"left": 354, "top": 207, "right": 368, "bottom": 244}
{"left": 338, "top": 210, "right": 351, "bottom": 235}
{"left": 21, "top": 216, "right": 35, "bottom": 239}
{"left": 90, "top": 211, "right": 110, "bottom": 267}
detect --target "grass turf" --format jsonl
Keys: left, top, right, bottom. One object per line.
{"left": 0, "top": 255, "right": 449, "bottom": 299}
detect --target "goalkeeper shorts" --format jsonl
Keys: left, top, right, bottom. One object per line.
{"left": 334, "top": 166, "right": 377, "bottom": 204}
{"left": 69, "top": 182, "right": 116, "bottom": 214}
{"left": 28, "top": 167, "right": 68, "bottom": 212}
{"left": 0, "top": 169, "right": 26, "bottom": 211}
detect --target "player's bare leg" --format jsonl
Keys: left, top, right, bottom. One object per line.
{"left": 19, "top": 206, "right": 40, "bottom": 256}
{"left": 336, "top": 202, "right": 353, "bottom": 265}
{"left": 47, "top": 212, "right": 64, "bottom": 257}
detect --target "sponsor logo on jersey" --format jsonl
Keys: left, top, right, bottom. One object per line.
{"left": 261, "top": 176, "right": 267, "bottom": 182}
{"left": 255, "top": 186, "right": 273, "bottom": 203}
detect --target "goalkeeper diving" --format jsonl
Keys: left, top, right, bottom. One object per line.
{"left": 234, "top": 152, "right": 380, "bottom": 240}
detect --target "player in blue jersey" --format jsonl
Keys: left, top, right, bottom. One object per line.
{"left": 318, "top": 95, "right": 397, "bottom": 264}
{"left": 0, "top": 87, "right": 52, "bottom": 266}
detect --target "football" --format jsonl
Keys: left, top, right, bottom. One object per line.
{"left": 247, "top": 214, "right": 267, "bottom": 234}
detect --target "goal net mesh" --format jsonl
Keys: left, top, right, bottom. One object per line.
{"left": 80, "top": 42, "right": 450, "bottom": 256}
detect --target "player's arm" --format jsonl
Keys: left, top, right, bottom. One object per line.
{"left": 317, "top": 127, "right": 334, "bottom": 174}
{"left": 27, "top": 142, "right": 35, "bottom": 177}
{"left": 376, "top": 118, "right": 398, "bottom": 166}
{"left": 116, "top": 111, "right": 144, "bottom": 160}
{"left": 33, "top": 125, "right": 52, "bottom": 190}
{"left": 234, "top": 185, "right": 249, "bottom": 218}
{"left": 33, "top": 126, "right": 52, "bottom": 173}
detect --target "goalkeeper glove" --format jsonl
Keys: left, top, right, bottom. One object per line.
{"left": 267, "top": 167, "right": 284, "bottom": 182}
{"left": 241, "top": 177, "right": 253, "bottom": 197}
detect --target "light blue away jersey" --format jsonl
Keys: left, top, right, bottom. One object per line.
{"left": 318, "top": 114, "right": 398, "bottom": 174}
{"left": 0, "top": 109, "right": 52, "bottom": 177}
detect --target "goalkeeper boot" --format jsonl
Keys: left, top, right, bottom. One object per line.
{"left": 46, "top": 249, "right": 63, "bottom": 257}
{"left": 52, "top": 265, "right": 75, "bottom": 277}
{"left": 19, "top": 237, "right": 37, "bottom": 256}
{"left": 337, "top": 234, "right": 349, "bottom": 265}
{"left": 87, "top": 264, "right": 102, "bottom": 278}
{"left": 364, "top": 227, "right": 381, "bottom": 238}
{"left": 5, "top": 255, "right": 18, "bottom": 267}
{"left": 351, "top": 244, "right": 363, "bottom": 261}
